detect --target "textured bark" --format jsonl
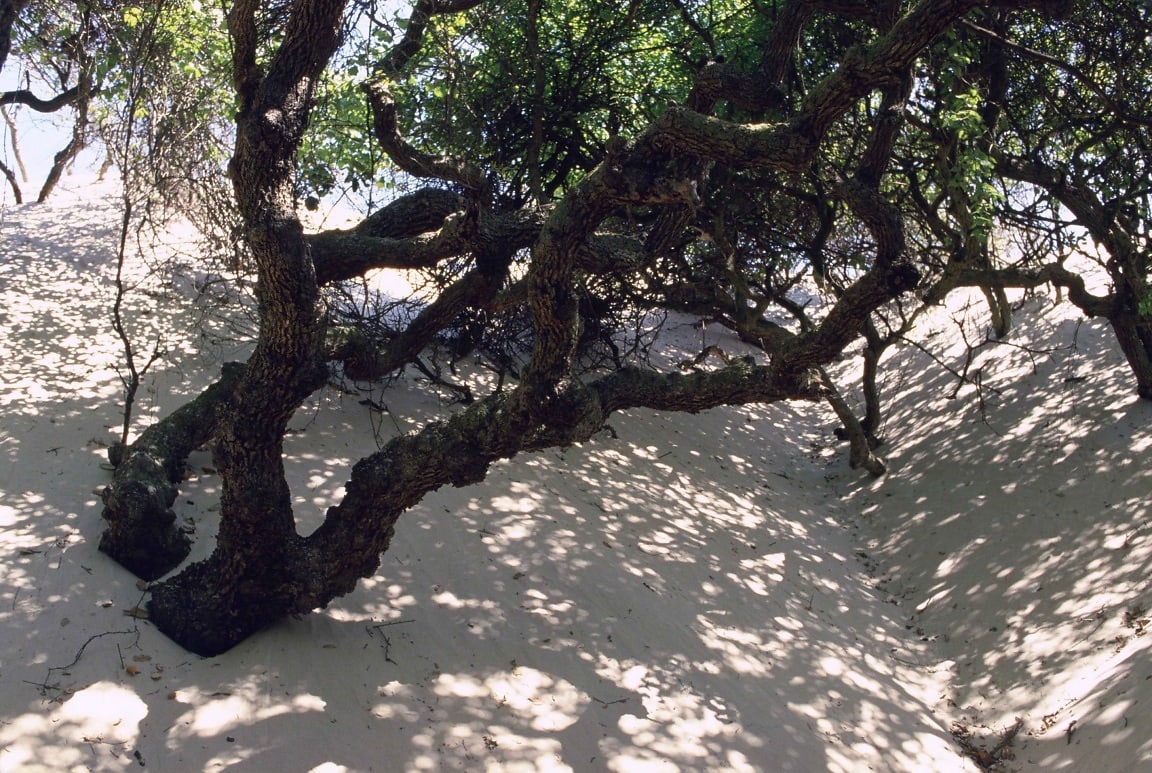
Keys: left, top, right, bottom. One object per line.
{"left": 308, "top": 214, "right": 473, "bottom": 279}
{"left": 149, "top": 356, "right": 827, "bottom": 656}
{"left": 1112, "top": 316, "right": 1152, "bottom": 401}
{"left": 0, "top": 0, "right": 24, "bottom": 74}
{"left": 820, "top": 369, "right": 886, "bottom": 477}
{"left": 310, "top": 199, "right": 542, "bottom": 285}
{"left": 860, "top": 321, "right": 887, "bottom": 439}
{"left": 296, "top": 358, "right": 824, "bottom": 633}
{"left": 144, "top": 0, "right": 348, "bottom": 652}
{"left": 99, "top": 363, "right": 243, "bottom": 579}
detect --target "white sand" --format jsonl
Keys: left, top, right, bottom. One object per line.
{"left": 0, "top": 180, "right": 1147, "bottom": 771}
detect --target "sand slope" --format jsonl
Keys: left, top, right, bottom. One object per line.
{"left": 833, "top": 288, "right": 1152, "bottom": 770}
{"left": 1, "top": 182, "right": 1147, "bottom": 771}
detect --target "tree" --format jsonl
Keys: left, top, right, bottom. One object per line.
{"left": 77, "top": 0, "right": 1152, "bottom": 657}
{"left": 1, "top": 0, "right": 103, "bottom": 201}
{"left": 979, "top": 1, "right": 1152, "bottom": 398}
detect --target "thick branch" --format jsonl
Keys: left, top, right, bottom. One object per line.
{"left": 309, "top": 212, "right": 473, "bottom": 282}
{"left": 757, "top": 0, "right": 815, "bottom": 87}
{"left": 0, "top": 0, "right": 27, "bottom": 73}
{"left": 951, "top": 263, "right": 1114, "bottom": 317}
{"left": 800, "top": 0, "right": 1070, "bottom": 140}
{"left": 651, "top": 107, "right": 813, "bottom": 171}
{"left": 358, "top": 186, "right": 464, "bottom": 237}
{"left": 299, "top": 358, "right": 822, "bottom": 608}
{"left": 260, "top": 0, "right": 346, "bottom": 117}
{"left": 362, "top": 80, "right": 485, "bottom": 192}
{"left": 373, "top": 0, "right": 485, "bottom": 78}
{"left": 658, "top": 1, "right": 1073, "bottom": 214}
{"left": 781, "top": 260, "right": 922, "bottom": 373}
{"left": 686, "top": 61, "right": 785, "bottom": 115}
{"left": 311, "top": 197, "right": 544, "bottom": 285}
{"left": 310, "top": 187, "right": 464, "bottom": 282}
{"left": 226, "top": 0, "right": 262, "bottom": 105}
{"left": 0, "top": 85, "right": 81, "bottom": 112}
{"left": 364, "top": 0, "right": 486, "bottom": 191}
{"left": 100, "top": 363, "right": 243, "bottom": 580}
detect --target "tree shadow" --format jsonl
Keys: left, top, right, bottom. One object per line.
{"left": 60, "top": 378, "right": 968, "bottom": 772}
{"left": 1, "top": 188, "right": 974, "bottom": 771}
{"left": 834, "top": 288, "right": 1152, "bottom": 767}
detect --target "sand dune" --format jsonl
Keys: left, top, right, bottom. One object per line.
{"left": 1, "top": 180, "right": 1147, "bottom": 771}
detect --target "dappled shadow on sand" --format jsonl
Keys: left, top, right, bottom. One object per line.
{"left": 0, "top": 184, "right": 242, "bottom": 771}
{"left": 834, "top": 292, "right": 1152, "bottom": 769}
{"left": 1, "top": 186, "right": 971, "bottom": 771}
{"left": 0, "top": 187, "right": 159, "bottom": 685}
{"left": 0, "top": 376, "right": 970, "bottom": 771}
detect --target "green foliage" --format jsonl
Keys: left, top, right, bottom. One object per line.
{"left": 6, "top": 0, "right": 234, "bottom": 166}
{"left": 122, "top": 6, "right": 146, "bottom": 29}
{"left": 407, "top": 0, "right": 694, "bottom": 202}
{"left": 1139, "top": 294, "right": 1152, "bottom": 319}
{"left": 918, "top": 30, "right": 1002, "bottom": 243}
{"left": 97, "top": 0, "right": 235, "bottom": 177}
{"left": 298, "top": 66, "right": 380, "bottom": 201}
{"left": 7, "top": 0, "right": 1149, "bottom": 334}
{"left": 294, "top": 1, "right": 756, "bottom": 205}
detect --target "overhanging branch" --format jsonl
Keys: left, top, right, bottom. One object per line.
{"left": 0, "top": 85, "right": 81, "bottom": 112}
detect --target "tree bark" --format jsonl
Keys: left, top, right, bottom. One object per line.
{"left": 820, "top": 368, "right": 887, "bottom": 476}
{"left": 0, "top": 0, "right": 26, "bottom": 74}
{"left": 0, "top": 157, "right": 20, "bottom": 203}
{"left": 144, "top": 0, "right": 348, "bottom": 651}
{"left": 100, "top": 363, "right": 243, "bottom": 579}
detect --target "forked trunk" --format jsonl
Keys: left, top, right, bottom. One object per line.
{"left": 142, "top": 0, "right": 345, "bottom": 652}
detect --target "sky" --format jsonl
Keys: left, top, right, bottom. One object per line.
{"left": 0, "top": 62, "right": 108, "bottom": 201}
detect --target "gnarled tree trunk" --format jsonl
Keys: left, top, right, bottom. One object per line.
{"left": 143, "top": 0, "right": 346, "bottom": 652}
{"left": 95, "top": 0, "right": 1075, "bottom": 656}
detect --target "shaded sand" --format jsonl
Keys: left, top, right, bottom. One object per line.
{"left": 1, "top": 181, "right": 1147, "bottom": 771}
{"left": 832, "top": 287, "right": 1152, "bottom": 770}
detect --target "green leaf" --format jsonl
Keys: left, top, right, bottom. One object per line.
{"left": 123, "top": 6, "right": 145, "bottom": 28}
